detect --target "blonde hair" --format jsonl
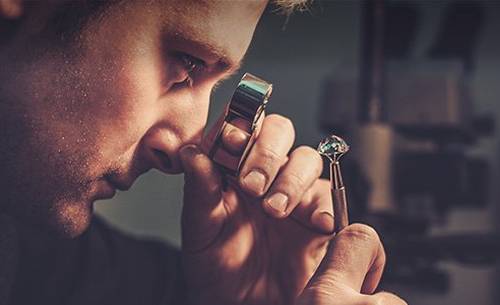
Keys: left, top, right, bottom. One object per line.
{"left": 273, "top": 0, "right": 311, "bottom": 15}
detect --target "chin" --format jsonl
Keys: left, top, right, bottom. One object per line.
{"left": 48, "top": 200, "right": 94, "bottom": 238}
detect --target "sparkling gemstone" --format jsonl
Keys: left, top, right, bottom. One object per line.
{"left": 317, "top": 134, "right": 350, "bottom": 161}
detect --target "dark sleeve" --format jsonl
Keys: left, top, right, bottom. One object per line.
{"left": 67, "top": 216, "right": 187, "bottom": 305}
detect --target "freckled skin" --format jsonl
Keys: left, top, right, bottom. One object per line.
{"left": 0, "top": 0, "right": 266, "bottom": 237}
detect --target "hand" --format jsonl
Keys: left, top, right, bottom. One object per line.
{"left": 179, "top": 114, "right": 334, "bottom": 305}
{"left": 296, "top": 224, "right": 407, "bottom": 305}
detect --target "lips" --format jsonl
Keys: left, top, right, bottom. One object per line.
{"left": 100, "top": 148, "right": 178, "bottom": 196}
{"left": 103, "top": 171, "right": 143, "bottom": 192}
{"left": 106, "top": 177, "right": 133, "bottom": 191}
{"left": 102, "top": 155, "right": 155, "bottom": 192}
{"left": 99, "top": 180, "right": 117, "bottom": 199}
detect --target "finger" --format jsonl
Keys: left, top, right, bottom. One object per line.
{"left": 239, "top": 114, "right": 295, "bottom": 196}
{"left": 200, "top": 105, "right": 228, "bottom": 155}
{"left": 0, "top": 0, "right": 23, "bottom": 19}
{"left": 201, "top": 104, "right": 257, "bottom": 156}
{"left": 262, "top": 146, "right": 323, "bottom": 218}
{"left": 201, "top": 106, "right": 259, "bottom": 171}
{"left": 297, "top": 285, "right": 406, "bottom": 305}
{"left": 307, "top": 224, "right": 386, "bottom": 294}
{"left": 179, "top": 144, "right": 227, "bottom": 253}
{"left": 363, "top": 292, "right": 408, "bottom": 305}
{"left": 221, "top": 103, "right": 262, "bottom": 155}
{"left": 219, "top": 118, "right": 251, "bottom": 155}
{"left": 309, "top": 180, "right": 334, "bottom": 234}
{"left": 290, "top": 179, "right": 334, "bottom": 234}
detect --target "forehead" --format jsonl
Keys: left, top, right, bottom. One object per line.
{"left": 160, "top": 0, "right": 268, "bottom": 66}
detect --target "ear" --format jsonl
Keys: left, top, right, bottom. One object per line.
{"left": 0, "top": 0, "right": 23, "bottom": 19}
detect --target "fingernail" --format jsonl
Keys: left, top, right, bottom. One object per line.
{"left": 222, "top": 127, "right": 248, "bottom": 155}
{"left": 316, "top": 211, "right": 334, "bottom": 234}
{"left": 179, "top": 145, "right": 200, "bottom": 162}
{"left": 224, "top": 125, "right": 248, "bottom": 143}
{"left": 242, "top": 170, "right": 266, "bottom": 194}
{"left": 266, "top": 193, "right": 288, "bottom": 215}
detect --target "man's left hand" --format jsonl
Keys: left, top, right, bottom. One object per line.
{"left": 179, "top": 114, "right": 334, "bottom": 305}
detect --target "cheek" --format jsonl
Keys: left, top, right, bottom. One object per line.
{"left": 11, "top": 59, "right": 106, "bottom": 179}
{"left": 87, "top": 77, "right": 152, "bottom": 153}
{"left": 71, "top": 52, "right": 163, "bottom": 167}
{"left": 13, "top": 57, "right": 157, "bottom": 182}
{"left": 75, "top": 11, "right": 164, "bottom": 156}
{"left": 159, "top": 85, "right": 212, "bottom": 140}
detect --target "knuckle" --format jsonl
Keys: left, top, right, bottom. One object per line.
{"left": 360, "top": 294, "right": 385, "bottom": 305}
{"left": 368, "top": 295, "right": 385, "bottom": 305}
{"left": 366, "top": 293, "right": 408, "bottom": 305}
{"left": 296, "top": 288, "right": 326, "bottom": 304}
{"left": 283, "top": 171, "right": 309, "bottom": 194}
{"left": 294, "top": 145, "right": 320, "bottom": 158}
{"left": 255, "top": 143, "right": 283, "bottom": 166}
{"left": 267, "top": 114, "right": 295, "bottom": 134}
{"left": 293, "top": 145, "right": 323, "bottom": 173}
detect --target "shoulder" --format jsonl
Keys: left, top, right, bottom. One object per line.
{"left": 79, "top": 216, "right": 185, "bottom": 304}
{"left": 87, "top": 216, "right": 180, "bottom": 261}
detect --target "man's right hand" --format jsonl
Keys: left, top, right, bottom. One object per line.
{"left": 296, "top": 223, "right": 407, "bottom": 305}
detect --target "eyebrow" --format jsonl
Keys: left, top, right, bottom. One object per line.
{"left": 202, "top": 42, "right": 242, "bottom": 74}
{"left": 168, "top": 32, "right": 242, "bottom": 75}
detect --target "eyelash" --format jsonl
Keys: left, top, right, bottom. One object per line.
{"left": 175, "top": 52, "right": 207, "bottom": 87}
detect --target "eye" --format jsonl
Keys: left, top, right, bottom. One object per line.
{"left": 173, "top": 52, "right": 207, "bottom": 87}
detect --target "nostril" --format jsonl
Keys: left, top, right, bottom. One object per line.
{"left": 152, "top": 149, "right": 172, "bottom": 171}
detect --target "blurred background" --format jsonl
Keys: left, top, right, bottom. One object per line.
{"left": 96, "top": 1, "right": 500, "bottom": 304}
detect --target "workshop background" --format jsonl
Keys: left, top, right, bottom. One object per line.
{"left": 96, "top": 1, "right": 500, "bottom": 304}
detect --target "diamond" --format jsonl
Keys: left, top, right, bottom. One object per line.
{"left": 317, "top": 134, "right": 350, "bottom": 162}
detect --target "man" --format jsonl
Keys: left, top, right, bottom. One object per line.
{"left": 0, "top": 1, "right": 406, "bottom": 305}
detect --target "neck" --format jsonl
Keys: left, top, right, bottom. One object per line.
{"left": 0, "top": 212, "right": 82, "bottom": 302}
{"left": 1, "top": 212, "right": 77, "bottom": 261}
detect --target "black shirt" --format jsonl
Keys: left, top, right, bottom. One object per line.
{"left": 0, "top": 214, "right": 185, "bottom": 305}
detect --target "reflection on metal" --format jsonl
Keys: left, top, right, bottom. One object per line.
{"left": 208, "top": 73, "right": 272, "bottom": 176}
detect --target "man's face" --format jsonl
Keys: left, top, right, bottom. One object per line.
{"left": 0, "top": 0, "right": 267, "bottom": 237}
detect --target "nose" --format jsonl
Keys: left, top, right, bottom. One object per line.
{"left": 141, "top": 87, "right": 211, "bottom": 175}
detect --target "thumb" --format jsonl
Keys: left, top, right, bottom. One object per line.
{"left": 306, "top": 223, "right": 386, "bottom": 295}
{"left": 179, "top": 144, "right": 226, "bottom": 252}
